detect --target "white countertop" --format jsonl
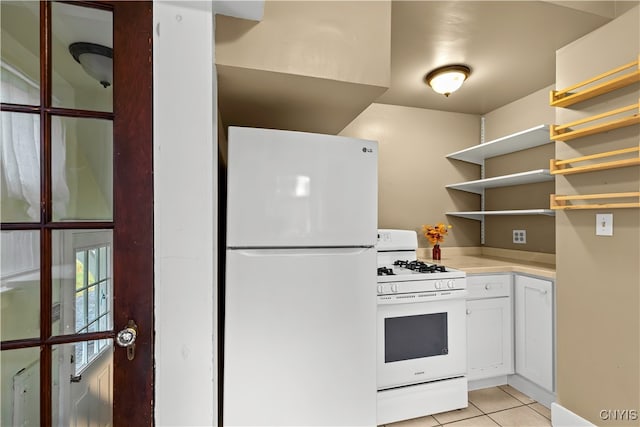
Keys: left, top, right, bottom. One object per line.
{"left": 417, "top": 247, "right": 556, "bottom": 279}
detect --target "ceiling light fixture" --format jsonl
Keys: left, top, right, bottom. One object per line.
{"left": 69, "top": 42, "right": 113, "bottom": 88}
{"left": 425, "top": 65, "right": 471, "bottom": 97}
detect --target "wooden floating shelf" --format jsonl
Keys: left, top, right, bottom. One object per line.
{"left": 446, "top": 209, "right": 555, "bottom": 221}
{"left": 550, "top": 56, "right": 640, "bottom": 108}
{"left": 446, "top": 169, "right": 553, "bottom": 194}
{"left": 550, "top": 101, "right": 640, "bottom": 142}
{"left": 446, "top": 125, "right": 551, "bottom": 165}
{"left": 550, "top": 147, "right": 640, "bottom": 175}
{"left": 551, "top": 192, "right": 640, "bottom": 210}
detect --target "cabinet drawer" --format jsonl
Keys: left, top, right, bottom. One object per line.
{"left": 467, "top": 274, "right": 512, "bottom": 299}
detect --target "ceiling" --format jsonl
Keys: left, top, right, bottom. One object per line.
{"left": 378, "top": 1, "right": 636, "bottom": 114}
{"left": 216, "top": 1, "right": 638, "bottom": 134}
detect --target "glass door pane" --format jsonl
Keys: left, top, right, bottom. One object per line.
{"left": 0, "top": 347, "right": 40, "bottom": 427}
{"left": 0, "top": 1, "right": 40, "bottom": 105}
{"left": 51, "top": 3, "right": 113, "bottom": 112}
{"left": 0, "top": 230, "right": 40, "bottom": 340}
{"left": 52, "top": 117, "right": 113, "bottom": 222}
{"left": 52, "top": 341, "right": 113, "bottom": 426}
{"left": 52, "top": 230, "right": 113, "bottom": 337}
{"left": 0, "top": 112, "right": 41, "bottom": 223}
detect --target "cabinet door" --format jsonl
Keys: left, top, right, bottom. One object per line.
{"left": 467, "top": 298, "right": 513, "bottom": 380}
{"left": 515, "top": 275, "right": 553, "bottom": 391}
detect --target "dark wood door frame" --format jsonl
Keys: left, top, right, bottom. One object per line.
{"left": 112, "top": 1, "right": 154, "bottom": 424}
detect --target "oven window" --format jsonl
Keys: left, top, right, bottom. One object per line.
{"left": 385, "top": 313, "right": 448, "bottom": 363}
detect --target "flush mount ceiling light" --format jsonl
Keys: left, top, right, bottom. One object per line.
{"left": 69, "top": 42, "right": 113, "bottom": 88}
{"left": 425, "top": 65, "right": 471, "bottom": 97}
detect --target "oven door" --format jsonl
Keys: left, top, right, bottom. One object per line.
{"left": 377, "top": 296, "right": 467, "bottom": 390}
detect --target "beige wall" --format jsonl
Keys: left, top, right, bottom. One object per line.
{"left": 554, "top": 6, "right": 640, "bottom": 425}
{"left": 482, "top": 86, "right": 557, "bottom": 253}
{"left": 483, "top": 85, "right": 555, "bottom": 142}
{"left": 340, "top": 103, "right": 481, "bottom": 249}
{"left": 216, "top": 0, "right": 390, "bottom": 87}
{"left": 215, "top": 1, "right": 391, "bottom": 136}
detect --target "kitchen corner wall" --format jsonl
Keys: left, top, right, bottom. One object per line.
{"left": 483, "top": 86, "right": 557, "bottom": 253}
{"left": 340, "top": 103, "right": 481, "bottom": 248}
{"left": 554, "top": 7, "right": 640, "bottom": 426}
{"left": 215, "top": 1, "right": 391, "bottom": 135}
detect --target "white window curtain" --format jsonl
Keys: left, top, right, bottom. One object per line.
{"left": 1, "top": 62, "right": 69, "bottom": 220}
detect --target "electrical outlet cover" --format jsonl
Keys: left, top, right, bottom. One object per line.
{"left": 513, "top": 229, "right": 526, "bottom": 244}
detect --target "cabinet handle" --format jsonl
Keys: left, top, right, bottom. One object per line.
{"left": 539, "top": 289, "right": 548, "bottom": 295}
{"left": 466, "top": 309, "right": 472, "bottom": 315}
{"left": 485, "top": 284, "right": 491, "bottom": 290}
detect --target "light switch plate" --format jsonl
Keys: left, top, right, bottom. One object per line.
{"left": 596, "top": 213, "right": 613, "bottom": 236}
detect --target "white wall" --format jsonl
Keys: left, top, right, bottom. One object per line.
{"left": 152, "top": 1, "right": 265, "bottom": 423}
{"left": 153, "top": 2, "right": 216, "bottom": 425}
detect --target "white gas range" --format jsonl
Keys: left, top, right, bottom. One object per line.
{"left": 376, "top": 229, "right": 469, "bottom": 425}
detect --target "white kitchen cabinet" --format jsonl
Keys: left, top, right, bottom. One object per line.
{"left": 514, "top": 274, "right": 554, "bottom": 391}
{"left": 466, "top": 274, "right": 513, "bottom": 381}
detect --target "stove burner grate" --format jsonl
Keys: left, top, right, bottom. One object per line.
{"left": 393, "top": 260, "right": 447, "bottom": 273}
{"left": 377, "top": 267, "right": 395, "bottom": 276}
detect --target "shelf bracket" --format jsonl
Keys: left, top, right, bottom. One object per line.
{"left": 480, "top": 117, "right": 486, "bottom": 245}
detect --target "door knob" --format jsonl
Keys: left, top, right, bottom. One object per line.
{"left": 116, "top": 320, "right": 138, "bottom": 360}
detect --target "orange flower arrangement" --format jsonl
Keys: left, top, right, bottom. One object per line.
{"left": 422, "top": 223, "right": 452, "bottom": 246}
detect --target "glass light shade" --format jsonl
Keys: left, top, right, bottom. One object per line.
{"left": 69, "top": 42, "right": 113, "bottom": 88}
{"left": 425, "top": 65, "right": 471, "bottom": 97}
{"left": 77, "top": 53, "right": 112, "bottom": 88}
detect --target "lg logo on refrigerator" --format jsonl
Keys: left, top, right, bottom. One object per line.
{"left": 362, "top": 147, "right": 373, "bottom": 153}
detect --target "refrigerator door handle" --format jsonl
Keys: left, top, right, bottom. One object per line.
{"left": 228, "top": 247, "right": 374, "bottom": 257}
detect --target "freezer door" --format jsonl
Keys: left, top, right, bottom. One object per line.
{"left": 227, "top": 127, "right": 378, "bottom": 247}
{"left": 224, "top": 247, "right": 377, "bottom": 426}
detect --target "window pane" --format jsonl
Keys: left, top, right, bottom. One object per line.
{"left": 52, "top": 230, "right": 113, "bottom": 336}
{"left": 76, "top": 251, "right": 86, "bottom": 290}
{"left": 88, "top": 248, "right": 98, "bottom": 285}
{"left": 76, "top": 341, "right": 87, "bottom": 368}
{"left": 99, "top": 246, "right": 108, "bottom": 280}
{"left": 54, "top": 341, "right": 112, "bottom": 425}
{"left": 75, "top": 289, "right": 86, "bottom": 332}
{"left": 99, "top": 315, "right": 107, "bottom": 332}
{"left": 51, "top": 2, "right": 113, "bottom": 112}
{"left": 99, "top": 281, "right": 108, "bottom": 315}
{"left": 88, "top": 285, "right": 98, "bottom": 322}
{"left": 0, "top": 347, "right": 40, "bottom": 427}
{"left": 0, "top": 1, "right": 40, "bottom": 105}
{"left": 52, "top": 116, "right": 113, "bottom": 221}
{"left": 0, "top": 230, "right": 40, "bottom": 340}
{"left": 0, "top": 112, "right": 41, "bottom": 222}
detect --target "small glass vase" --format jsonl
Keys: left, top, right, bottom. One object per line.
{"left": 432, "top": 244, "right": 441, "bottom": 261}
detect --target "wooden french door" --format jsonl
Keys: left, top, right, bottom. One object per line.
{"left": 0, "top": 1, "right": 153, "bottom": 425}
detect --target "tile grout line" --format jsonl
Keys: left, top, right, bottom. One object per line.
{"left": 497, "top": 385, "right": 536, "bottom": 405}
{"left": 526, "top": 402, "right": 552, "bottom": 420}
{"left": 477, "top": 401, "right": 526, "bottom": 415}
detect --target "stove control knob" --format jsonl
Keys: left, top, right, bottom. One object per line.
{"left": 391, "top": 284, "right": 398, "bottom": 293}
{"left": 435, "top": 281, "right": 442, "bottom": 290}
{"left": 377, "top": 285, "right": 383, "bottom": 294}
{"left": 447, "top": 280, "right": 455, "bottom": 289}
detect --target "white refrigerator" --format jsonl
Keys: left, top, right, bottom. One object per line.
{"left": 224, "top": 126, "right": 378, "bottom": 426}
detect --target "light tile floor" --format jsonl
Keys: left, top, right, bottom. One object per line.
{"left": 382, "top": 385, "right": 552, "bottom": 427}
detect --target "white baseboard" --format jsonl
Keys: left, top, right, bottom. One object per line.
{"left": 507, "top": 374, "right": 556, "bottom": 407}
{"left": 468, "top": 375, "right": 508, "bottom": 391}
{"left": 551, "top": 403, "right": 595, "bottom": 426}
